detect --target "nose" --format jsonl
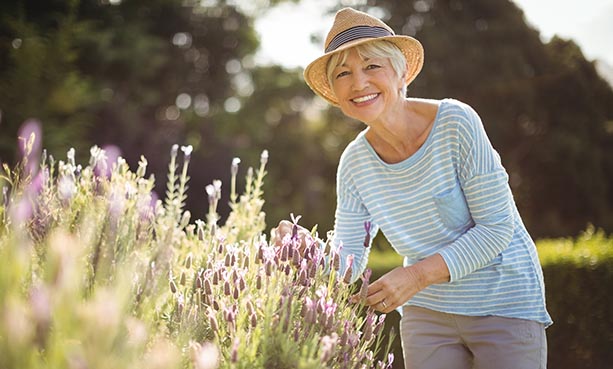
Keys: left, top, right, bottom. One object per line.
{"left": 351, "top": 70, "right": 369, "bottom": 91}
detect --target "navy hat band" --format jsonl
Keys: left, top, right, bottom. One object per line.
{"left": 325, "top": 26, "right": 393, "bottom": 53}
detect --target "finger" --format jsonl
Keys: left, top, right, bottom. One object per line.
{"left": 364, "top": 289, "right": 386, "bottom": 308}
{"left": 377, "top": 299, "right": 394, "bottom": 313}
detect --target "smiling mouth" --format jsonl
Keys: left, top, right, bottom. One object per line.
{"left": 351, "top": 93, "right": 379, "bottom": 104}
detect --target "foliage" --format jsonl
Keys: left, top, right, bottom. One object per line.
{"left": 538, "top": 226, "right": 613, "bottom": 369}
{"left": 367, "top": 227, "right": 613, "bottom": 369}
{"left": 0, "top": 142, "right": 394, "bottom": 369}
{"left": 0, "top": 0, "right": 96, "bottom": 158}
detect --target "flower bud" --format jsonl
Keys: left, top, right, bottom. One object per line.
{"left": 292, "top": 247, "right": 301, "bottom": 266}
{"left": 342, "top": 255, "right": 354, "bottom": 284}
{"left": 208, "top": 313, "right": 219, "bottom": 333}
{"left": 204, "top": 278, "right": 212, "bottom": 295}
{"left": 223, "top": 280, "right": 231, "bottom": 296}
{"left": 363, "top": 221, "right": 372, "bottom": 248}
{"left": 231, "top": 338, "right": 240, "bottom": 363}
{"left": 260, "top": 150, "right": 269, "bottom": 166}
{"left": 137, "top": 155, "right": 148, "bottom": 177}
{"left": 180, "top": 211, "right": 191, "bottom": 229}
{"left": 231, "top": 157, "right": 240, "bottom": 177}
{"left": 280, "top": 244, "right": 288, "bottom": 261}
{"left": 363, "top": 313, "right": 374, "bottom": 341}
{"left": 169, "top": 280, "right": 177, "bottom": 294}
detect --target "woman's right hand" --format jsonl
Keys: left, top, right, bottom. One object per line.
{"left": 270, "top": 220, "right": 310, "bottom": 251}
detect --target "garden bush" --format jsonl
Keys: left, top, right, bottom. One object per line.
{"left": 0, "top": 138, "right": 394, "bottom": 369}
{"left": 538, "top": 226, "right": 613, "bottom": 369}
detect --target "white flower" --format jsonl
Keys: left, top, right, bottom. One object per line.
{"left": 58, "top": 176, "right": 77, "bottom": 201}
{"left": 181, "top": 145, "right": 193, "bottom": 158}
{"left": 191, "top": 341, "right": 219, "bottom": 369}
{"left": 260, "top": 150, "right": 269, "bottom": 165}
{"left": 67, "top": 147, "right": 75, "bottom": 166}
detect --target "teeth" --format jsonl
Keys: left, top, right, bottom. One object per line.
{"left": 352, "top": 94, "right": 378, "bottom": 103}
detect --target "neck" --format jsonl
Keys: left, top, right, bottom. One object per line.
{"left": 365, "top": 99, "right": 433, "bottom": 163}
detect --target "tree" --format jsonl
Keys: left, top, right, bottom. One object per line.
{"left": 1, "top": 0, "right": 261, "bottom": 222}
{"left": 0, "top": 1, "right": 96, "bottom": 161}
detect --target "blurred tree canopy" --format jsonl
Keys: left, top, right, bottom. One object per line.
{"left": 1, "top": 0, "right": 612, "bottom": 239}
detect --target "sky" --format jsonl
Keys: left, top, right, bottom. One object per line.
{"left": 254, "top": 0, "right": 613, "bottom": 69}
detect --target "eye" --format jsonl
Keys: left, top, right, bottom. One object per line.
{"left": 335, "top": 70, "right": 349, "bottom": 79}
{"left": 366, "top": 64, "right": 381, "bottom": 70}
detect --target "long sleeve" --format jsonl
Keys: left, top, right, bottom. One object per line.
{"left": 437, "top": 103, "right": 515, "bottom": 282}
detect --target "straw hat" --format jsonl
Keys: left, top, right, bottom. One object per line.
{"left": 304, "top": 7, "right": 424, "bottom": 106}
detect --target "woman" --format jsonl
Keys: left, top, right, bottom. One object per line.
{"left": 273, "top": 7, "right": 551, "bottom": 369}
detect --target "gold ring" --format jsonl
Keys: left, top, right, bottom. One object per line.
{"left": 381, "top": 300, "right": 387, "bottom": 309}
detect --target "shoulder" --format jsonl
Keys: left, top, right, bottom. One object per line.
{"left": 432, "top": 99, "right": 485, "bottom": 139}
{"left": 405, "top": 97, "right": 479, "bottom": 125}
{"left": 436, "top": 98, "right": 481, "bottom": 123}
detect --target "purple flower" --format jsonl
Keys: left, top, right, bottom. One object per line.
{"left": 359, "top": 268, "right": 372, "bottom": 302}
{"left": 363, "top": 311, "right": 375, "bottom": 341}
{"left": 230, "top": 338, "right": 240, "bottom": 363}
{"left": 373, "top": 313, "right": 387, "bottom": 336}
{"left": 100, "top": 145, "right": 121, "bottom": 179}
{"left": 342, "top": 254, "right": 354, "bottom": 284}
{"left": 363, "top": 221, "right": 372, "bottom": 248}
{"left": 17, "top": 119, "right": 42, "bottom": 176}
{"left": 303, "top": 296, "right": 316, "bottom": 324}
{"left": 319, "top": 333, "right": 338, "bottom": 363}
{"left": 207, "top": 310, "right": 219, "bottom": 333}
{"left": 290, "top": 213, "right": 302, "bottom": 240}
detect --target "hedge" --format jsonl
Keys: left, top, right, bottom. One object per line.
{"left": 367, "top": 226, "right": 613, "bottom": 369}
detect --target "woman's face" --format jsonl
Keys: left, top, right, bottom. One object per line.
{"left": 330, "top": 48, "right": 404, "bottom": 124}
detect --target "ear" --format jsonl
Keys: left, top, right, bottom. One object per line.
{"left": 398, "top": 72, "right": 407, "bottom": 91}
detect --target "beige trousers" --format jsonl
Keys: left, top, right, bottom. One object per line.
{"left": 400, "top": 306, "right": 547, "bottom": 369}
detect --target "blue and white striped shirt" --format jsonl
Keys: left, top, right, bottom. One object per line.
{"left": 334, "top": 98, "right": 552, "bottom": 326}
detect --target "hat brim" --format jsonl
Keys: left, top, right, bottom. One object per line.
{"left": 303, "top": 35, "right": 424, "bottom": 106}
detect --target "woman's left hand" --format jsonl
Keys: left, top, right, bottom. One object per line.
{"left": 359, "top": 266, "right": 424, "bottom": 313}
{"left": 354, "top": 254, "right": 450, "bottom": 313}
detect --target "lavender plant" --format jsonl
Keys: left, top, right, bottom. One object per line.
{"left": 0, "top": 135, "right": 394, "bottom": 369}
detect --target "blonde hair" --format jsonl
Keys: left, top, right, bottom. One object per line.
{"left": 326, "top": 40, "right": 408, "bottom": 91}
